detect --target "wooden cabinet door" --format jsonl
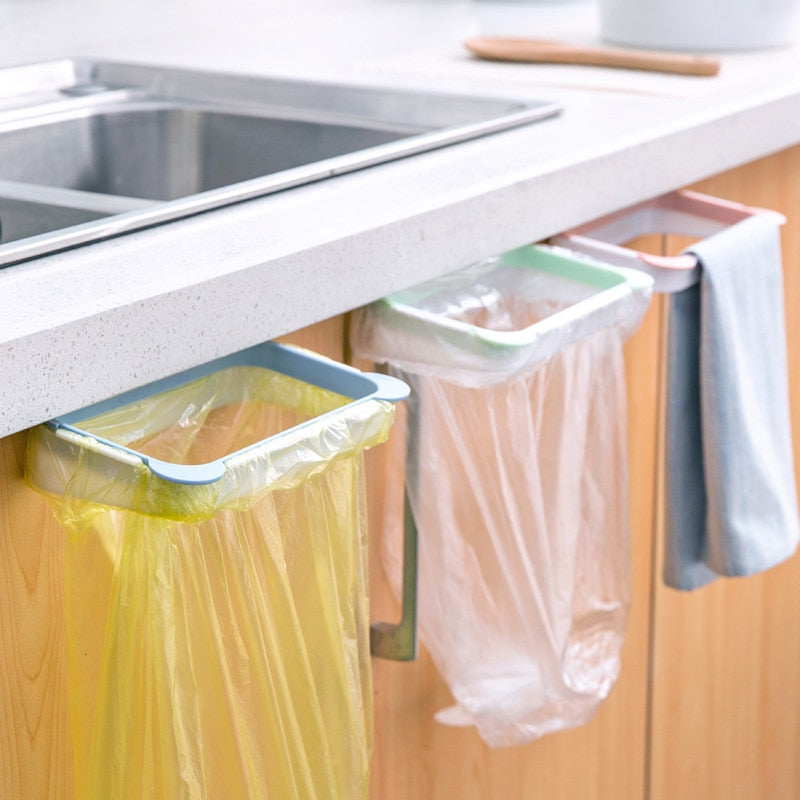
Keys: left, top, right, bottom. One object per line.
{"left": 0, "top": 257, "right": 664, "bottom": 800}
{"left": 0, "top": 321, "right": 347, "bottom": 800}
{"left": 648, "top": 148, "right": 800, "bottom": 800}
{"left": 0, "top": 432, "right": 74, "bottom": 799}
{"left": 364, "top": 299, "right": 664, "bottom": 800}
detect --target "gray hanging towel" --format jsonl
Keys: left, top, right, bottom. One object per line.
{"left": 664, "top": 212, "right": 800, "bottom": 590}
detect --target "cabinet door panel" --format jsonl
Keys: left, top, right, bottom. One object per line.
{"left": 0, "top": 433, "right": 74, "bottom": 800}
{"left": 365, "top": 299, "right": 664, "bottom": 799}
{"left": 649, "top": 147, "right": 800, "bottom": 800}
{"left": 0, "top": 320, "right": 346, "bottom": 800}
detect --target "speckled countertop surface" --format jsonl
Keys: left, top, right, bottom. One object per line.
{"left": 2, "top": 1, "right": 800, "bottom": 436}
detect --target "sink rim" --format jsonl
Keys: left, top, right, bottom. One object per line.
{"left": 0, "top": 58, "right": 562, "bottom": 268}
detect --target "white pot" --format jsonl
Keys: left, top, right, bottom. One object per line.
{"left": 598, "top": 0, "right": 800, "bottom": 50}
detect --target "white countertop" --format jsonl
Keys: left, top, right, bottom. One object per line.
{"left": 2, "top": 1, "right": 800, "bottom": 437}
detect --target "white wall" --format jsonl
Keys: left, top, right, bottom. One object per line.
{"left": 0, "top": 0, "right": 475, "bottom": 75}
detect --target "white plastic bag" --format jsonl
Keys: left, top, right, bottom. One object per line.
{"left": 351, "top": 245, "right": 651, "bottom": 746}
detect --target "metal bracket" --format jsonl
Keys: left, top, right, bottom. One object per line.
{"left": 370, "top": 491, "right": 418, "bottom": 661}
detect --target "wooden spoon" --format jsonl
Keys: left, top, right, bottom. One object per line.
{"left": 465, "top": 37, "right": 720, "bottom": 77}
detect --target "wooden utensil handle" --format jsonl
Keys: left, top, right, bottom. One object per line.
{"left": 585, "top": 45, "right": 720, "bottom": 76}
{"left": 465, "top": 38, "right": 721, "bottom": 77}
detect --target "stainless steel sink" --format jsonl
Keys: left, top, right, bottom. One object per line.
{"left": 0, "top": 102, "right": 409, "bottom": 200}
{"left": 0, "top": 59, "right": 561, "bottom": 266}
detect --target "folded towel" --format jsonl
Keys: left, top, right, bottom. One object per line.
{"left": 664, "top": 213, "right": 800, "bottom": 590}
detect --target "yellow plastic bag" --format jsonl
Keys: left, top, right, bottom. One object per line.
{"left": 27, "top": 356, "right": 398, "bottom": 800}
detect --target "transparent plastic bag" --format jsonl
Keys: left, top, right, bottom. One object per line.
{"left": 26, "top": 360, "right": 398, "bottom": 799}
{"left": 351, "top": 246, "right": 651, "bottom": 746}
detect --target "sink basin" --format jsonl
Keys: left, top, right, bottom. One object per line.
{"left": 0, "top": 102, "right": 408, "bottom": 201}
{"left": 0, "top": 59, "right": 561, "bottom": 266}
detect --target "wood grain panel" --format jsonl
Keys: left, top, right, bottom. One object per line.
{"left": 648, "top": 147, "right": 800, "bottom": 800}
{"left": 0, "top": 320, "right": 346, "bottom": 800}
{"left": 279, "top": 316, "right": 346, "bottom": 360}
{"left": 0, "top": 432, "right": 74, "bottom": 800}
{"left": 363, "top": 296, "right": 664, "bottom": 799}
